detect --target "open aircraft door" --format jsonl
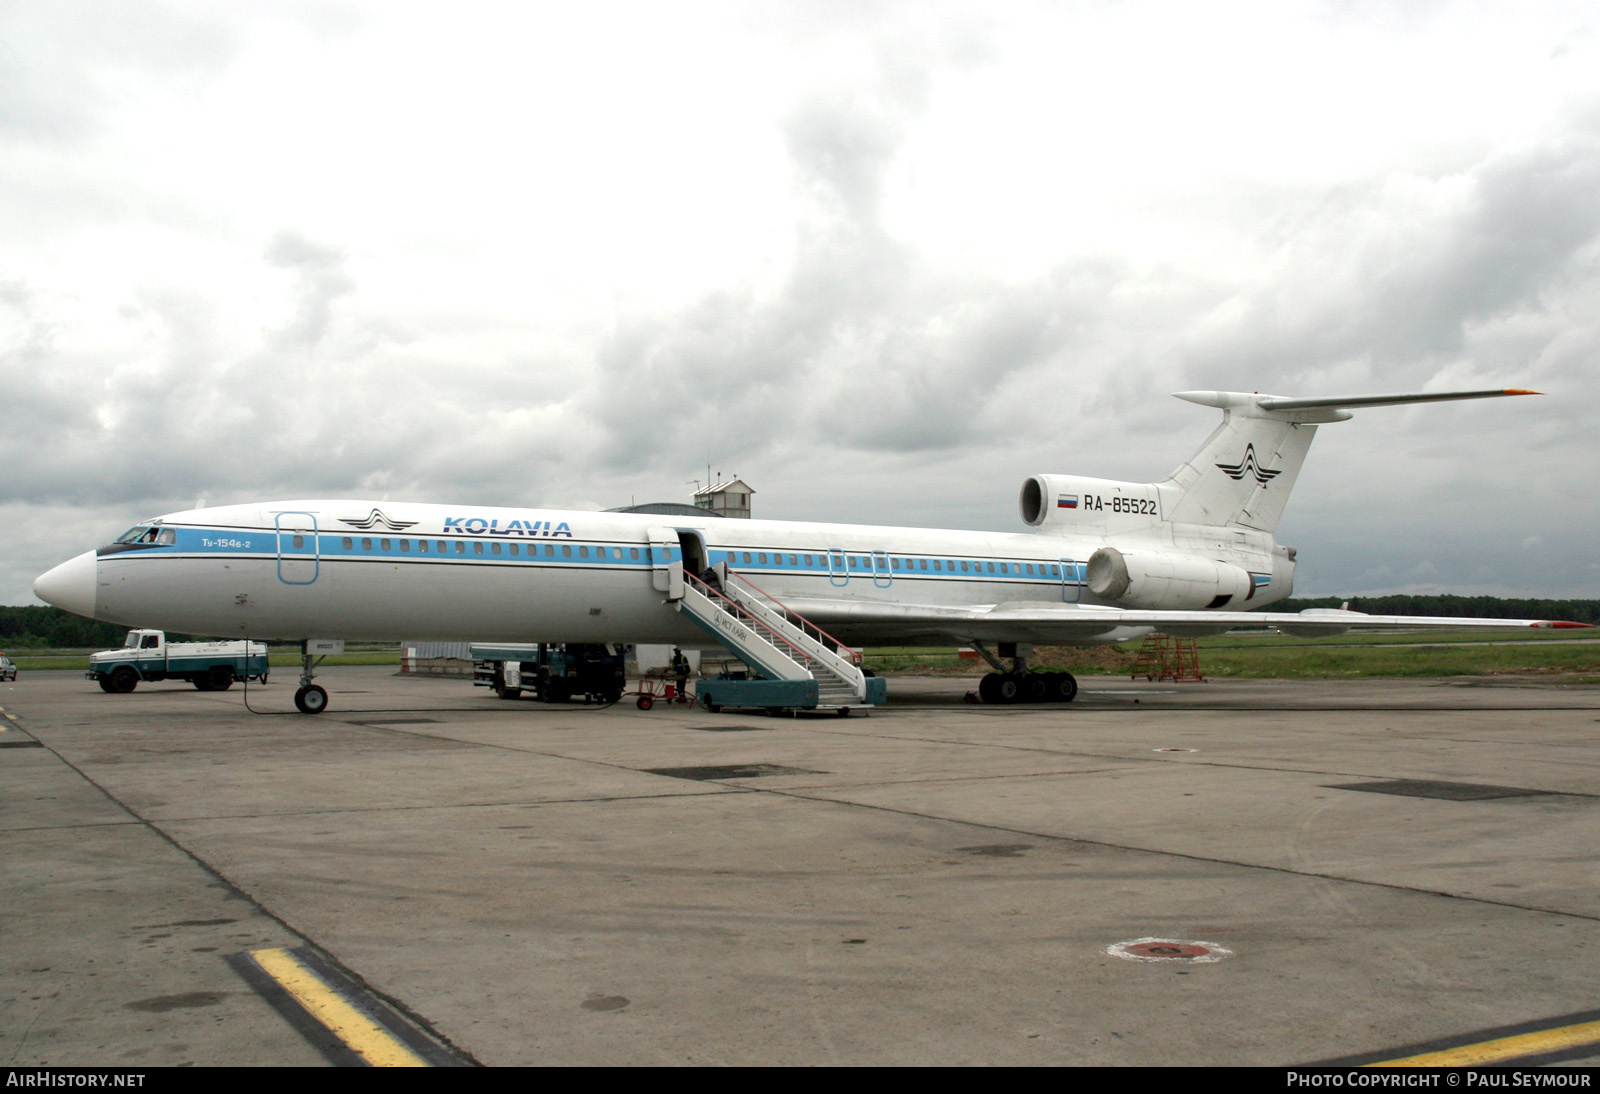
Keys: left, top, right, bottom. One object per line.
{"left": 647, "top": 526, "right": 684, "bottom": 599}
{"left": 675, "top": 529, "right": 709, "bottom": 582}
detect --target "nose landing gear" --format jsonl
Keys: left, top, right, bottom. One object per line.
{"left": 294, "top": 640, "right": 331, "bottom": 714}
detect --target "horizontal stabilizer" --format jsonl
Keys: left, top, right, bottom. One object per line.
{"left": 1255, "top": 388, "right": 1539, "bottom": 412}
{"left": 1175, "top": 388, "right": 1538, "bottom": 412}
{"left": 1160, "top": 387, "right": 1539, "bottom": 532}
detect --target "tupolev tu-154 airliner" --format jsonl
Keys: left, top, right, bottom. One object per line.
{"left": 34, "top": 387, "right": 1586, "bottom": 714}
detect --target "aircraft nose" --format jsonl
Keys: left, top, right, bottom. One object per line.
{"left": 34, "top": 550, "right": 99, "bottom": 619}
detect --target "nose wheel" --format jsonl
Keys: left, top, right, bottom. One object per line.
{"left": 295, "top": 641, "right": 331, "bottom": 714}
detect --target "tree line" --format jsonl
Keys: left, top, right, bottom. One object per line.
{"left": 0, "top": 606, "right": 201, "bottom": 649}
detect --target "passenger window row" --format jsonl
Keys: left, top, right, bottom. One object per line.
{"left": 722, "top": 550, "right": 1063, "bottom": 578}
{"left": 328, "top": 538, "right": 645, "bottom": 561}
{"left": 247, "top": 533, "right": 1071, "bottom": 578}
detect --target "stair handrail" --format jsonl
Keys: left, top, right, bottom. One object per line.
{"left": 682, "top": 573, "right": 817, "bottom": 669}
{"left": 715, "top": 572, "right": 865, "bottom": 697}
{"left": 722, "top": 572, "right": 863, "bottom": 667}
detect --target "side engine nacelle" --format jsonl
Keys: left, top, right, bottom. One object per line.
{"left": 1085, "top": 547, "right": 1254, "bottom": 610}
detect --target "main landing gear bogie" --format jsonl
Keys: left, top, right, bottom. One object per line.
{"left": 978, "top": 671, "right": 1078, "bottom": 705}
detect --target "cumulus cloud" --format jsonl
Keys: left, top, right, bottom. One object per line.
{"left": 4, "top": 1, "right": 1600, "bottom": 605}
{"left": 0, "top": 2, "right": 237, "bottom": 146}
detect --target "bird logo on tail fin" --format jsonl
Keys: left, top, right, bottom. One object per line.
{"left": 1215, "top": 444, "right": 1282, "bottom": 486}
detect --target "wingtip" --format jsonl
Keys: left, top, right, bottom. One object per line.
{"left": 1503, "top": 388, "right": 1541, "bottom": 396}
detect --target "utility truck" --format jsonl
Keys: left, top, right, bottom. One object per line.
{"left": 88, "top": 629, "right": 269, "bottom": 693}
{"left": 472, "top": 643, "right": 625, "bottom": 704}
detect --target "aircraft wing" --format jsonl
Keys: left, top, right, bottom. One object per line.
{"left": 780, "top": 599, "right": 1591, "bottom": 646}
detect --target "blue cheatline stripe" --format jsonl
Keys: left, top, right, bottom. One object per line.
{"left": 120, "top": 524, "right": 1122, "bottom": 594}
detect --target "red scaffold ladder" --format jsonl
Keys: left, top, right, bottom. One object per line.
{"left": 1130, "top": 633, "right": 1205, "bottom": 683}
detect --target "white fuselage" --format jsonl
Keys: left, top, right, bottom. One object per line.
{"left": 54, "top": 499, "right": 1292, "bottom": 647}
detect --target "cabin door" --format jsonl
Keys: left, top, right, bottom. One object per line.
{"left": 871, "top": 550, "right": 893, "bottom": 588}
{"left": 647, "top": 526, "right": 684, "bottom": 599}
{"left": 1059, "top": 557, "right": 1082, "bottom": 603}
{"left": 275, "top": 511, "right": 320, "bottom": 585}
{"left": 827, "top": 550, "right": 849, "bottom": 587}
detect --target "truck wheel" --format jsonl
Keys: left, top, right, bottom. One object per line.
{"left": 294, "top": 685, "right": 329, "bottom": 714}
{"left": 495, "top": 686, "right": 521, "bottom": 700}
{"left": 109, "top": 667, "right": 139, "bottom": 694}
{"left": 207, "top": 666, "right": 235, "bottom": 691}
{"left": 97, "top": 677, "right": 116, "bottom": 693}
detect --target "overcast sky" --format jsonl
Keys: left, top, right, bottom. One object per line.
{"left": 4, "top": 0, "right": 1598, "bottom": 606}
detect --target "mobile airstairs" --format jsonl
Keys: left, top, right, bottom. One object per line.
{"left": 674, "top": 570, "right": 887, "bottom": 715}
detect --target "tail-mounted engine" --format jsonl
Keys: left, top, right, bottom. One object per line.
{"left": 1020, "top": 474, "right": 1165, "bottom": 533}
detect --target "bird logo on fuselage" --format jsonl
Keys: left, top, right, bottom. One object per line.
{"left": 338, "top": 509, "right": 420, "bottom": 531}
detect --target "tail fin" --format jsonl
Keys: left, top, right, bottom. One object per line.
{"left": 1161, "top": 388, "right": 1537, "bottom": 533}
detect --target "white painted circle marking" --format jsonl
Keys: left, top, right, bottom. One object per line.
{"left": 1106, "top": 937, "right": 1233, "bottom": 963}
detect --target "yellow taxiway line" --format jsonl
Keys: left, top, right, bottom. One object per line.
{"left": 1372, "top": 1018, "right": 1600, "bottom": 1067}
{"left": 249, "top": 947, "right": 429, "bottom": 1067}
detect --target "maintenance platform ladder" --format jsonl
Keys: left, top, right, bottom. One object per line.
{"left": 1130, "top": 632, "right": 1206, "bottom": 683}
{"left": 675, "top": 570, "right": 878, "bottom": 710}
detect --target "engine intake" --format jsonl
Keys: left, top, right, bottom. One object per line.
{"left": 1020, "top": 474, "right": 1164, "bottom": 530}
{"left": 1085, "top": 547, "right": 1254, "bottom": 611}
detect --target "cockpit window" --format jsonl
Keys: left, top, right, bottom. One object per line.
{"left": 111, "top": 525, "right": 175, "bottom": 547}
